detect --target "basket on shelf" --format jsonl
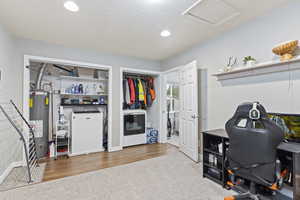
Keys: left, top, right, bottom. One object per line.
{"left": 272, "top": 40, "right": 298, "bottom": 61}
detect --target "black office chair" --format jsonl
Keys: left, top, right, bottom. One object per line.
{"left": 224, "top": 102, "right": 286, "bottom": 200}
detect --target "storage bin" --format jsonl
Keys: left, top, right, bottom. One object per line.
{"left": 146, "top": 128, "right": 158, "bottom": 144}
{"left": 94, "top": 70, "right": 109, "bottom": 79}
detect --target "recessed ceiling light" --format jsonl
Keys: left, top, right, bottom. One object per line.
{"left": 64, "top": 1, "right": 79, "bottom": 12}
{"left": 160, "top": 30, "right": 171, "bottom": 37}
{"left": 148, "top": 0, "right": 162, "bottom": 3}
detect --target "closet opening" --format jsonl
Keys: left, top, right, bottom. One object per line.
{"left": 23, "top": 56, "right": 112, "bottom": 160}
{"left": 120, "top": 68, "right": 161, "bottom": 148}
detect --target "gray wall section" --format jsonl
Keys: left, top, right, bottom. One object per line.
{"left": 15, "top": 38, "right": 161, "bottom": 148}
{"left": 162, "top": 1, "right": 300, "bottom": 130}
{"left": 0, "top": 25, "right": 23, "bottom": 176}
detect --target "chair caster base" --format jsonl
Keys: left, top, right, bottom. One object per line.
{"left": 225, "top": 192, "right": 259, "bottom": 200}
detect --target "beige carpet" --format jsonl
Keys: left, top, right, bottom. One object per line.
{"left": 0, "top": 151, "right": 233, "bottom": 200}
{"left": 0, "top": 163, "right": 46, "bottom": 192}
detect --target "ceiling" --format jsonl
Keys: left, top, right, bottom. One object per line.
{"left": 0, "top": 0, "right": 289, "bottom": 61}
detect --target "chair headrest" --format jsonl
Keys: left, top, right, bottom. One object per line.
{"left": 232, "top": 102, "right": 267, "bottom": 120}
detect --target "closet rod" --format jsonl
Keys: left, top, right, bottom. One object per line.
{"left": 123, "top": 73, "right": 153, "bottom": 79}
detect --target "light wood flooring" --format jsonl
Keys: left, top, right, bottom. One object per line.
{"left": 42, "top": 143, "right": 177, "bottom": 182}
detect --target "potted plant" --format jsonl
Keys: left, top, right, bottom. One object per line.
{"left": 243, "top": 56, "right": 256, "bottom": 67}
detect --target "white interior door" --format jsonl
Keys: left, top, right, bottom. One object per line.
{"left": 179, "top": 61, "right": 199, "bottom": 162}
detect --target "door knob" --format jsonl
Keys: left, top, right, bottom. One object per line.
{"left": 191, "top": 114, "right": 199, "bottom": 119}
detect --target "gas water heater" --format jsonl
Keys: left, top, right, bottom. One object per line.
{"left": 29, "top": 91, "right": 49, "bottom": 158}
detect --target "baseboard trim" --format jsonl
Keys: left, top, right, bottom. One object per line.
{"left": 108, "top": 146, "right": 123, "bottom": 152}
{"left": 0, "top": 161, "right": 23, "bottom": 184}
{"left": 70, "top": 148, "right": 105, "bottom": 157}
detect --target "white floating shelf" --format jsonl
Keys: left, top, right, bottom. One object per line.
{"left": 58, "top": 76, "right": 108, "bottom": 82}
{"left": 213, "top": 56, "right": 300, "bottom": 81}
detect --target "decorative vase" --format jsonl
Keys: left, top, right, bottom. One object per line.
{"left": 246, "top": 60, "right": 256, "bottom": 67}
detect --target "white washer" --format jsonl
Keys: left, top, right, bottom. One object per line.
{"left": 71, "top": 112, "right": 104, "bottom": 156}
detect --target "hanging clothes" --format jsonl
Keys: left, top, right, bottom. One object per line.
{"left": 148, "top": 77, "right": 156, "bottom": 101}
{"left": 138, "top": 79, "right": 145, "bottom": 102}
{"left": 122, "top": 79, "right": 128, "bottom": 109}
{"left": 125, "top": 79, "right": 130, "bottom": 106}
{"left": 124, "top": 75, "right": 156, "bottom": 110}
{"left": 128, "top": 78, "right": 136, "bottom": 105}
{"left": 141, "top": 79, "right": 147, "bottom": 106}
{"left": 146, "top": 92, "right": 152, "bottom": 106}
{"left": 134, "top": 79, "right": 139, "bottom": 102}
{"left": 146, "top": 79, "right": 153, "bottom": 107}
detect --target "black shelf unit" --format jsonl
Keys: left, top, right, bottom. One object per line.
{"left": 203, "top": 162, "right": 223, "bottom": 173}
{"left": 203, "top": 148, "right": 223, "bottom": 157}
{"left": 202, "top": 131, "right": 229, "bottom": 187}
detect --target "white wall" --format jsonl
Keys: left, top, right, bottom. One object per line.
{"left": 15, "top": 38, "right": 161, "bottom": 148}
{"left": 162, "top": 1, "right": 300, "bottom": 130}
{"left": 0, "top": 24, "right": 23, "bottom": 176}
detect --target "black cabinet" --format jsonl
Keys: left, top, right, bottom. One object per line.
{"left": 202, "top": 131, "right": 229, "bottom": 187}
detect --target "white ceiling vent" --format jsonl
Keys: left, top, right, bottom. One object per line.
{"left": 182, "top": 0, "right": 240, "bottom": 26}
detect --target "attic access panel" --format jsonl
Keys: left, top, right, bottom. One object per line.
{"left": 183, "top": 0, "right": 240, "bottom": 25}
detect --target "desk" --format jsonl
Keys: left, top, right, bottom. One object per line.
{"left": 202, "top": 129, "right": 300, "bottom": 200}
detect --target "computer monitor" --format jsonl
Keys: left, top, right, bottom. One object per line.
{"left": 268, "top": 113, "right": 300, "bottom": 143}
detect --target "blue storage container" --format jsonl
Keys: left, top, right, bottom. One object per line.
{"left": 146, "top": 128, "right": 158, "bottom": 144}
